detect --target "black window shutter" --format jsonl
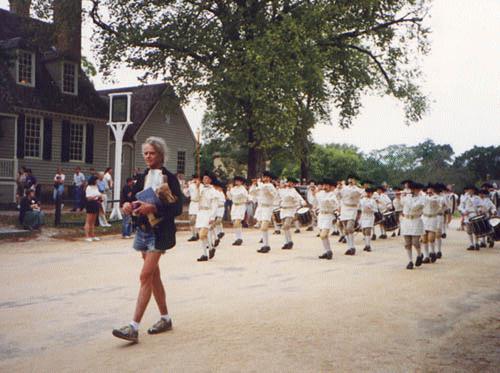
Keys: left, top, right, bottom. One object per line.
{"left": 61, "top": 120, "right": 70, "bottom": 162}
{"left": 85, "top": 123, "right": 94, "bottom": 164}
{"left": 16, "top": 114, "right": 25, "bottom": 159}
{"left": 43, "top": 117, "right": 52, "bottom": 160}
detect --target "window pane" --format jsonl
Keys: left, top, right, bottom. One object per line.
{"left": 24, "top": 116, "right": 41, "bottom": 157}
{"left": 63, "top": 63, "right": 76, "bottom": 93}
{"left": 69, "top": 123, "right": 84, "bottom": 161}
{"left": 177, "top": 151, "right": 186, "bottom": 174}
{"left": 18, "top": 51, "right": 33, "bottom": 85}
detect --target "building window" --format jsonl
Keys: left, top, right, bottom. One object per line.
{"left": 17, "top": 50, "right": 35, "bottom": 86}
{"left": 69, "top": 123, "right": 85, "bottom": 161}
{"left": 24, "top": 116, "right": 43, "bottom": 158}
{"left": 62, "top": 62, "right": 78, "bottom": 94}
{"left": 177, "top": 151, "right": 186, "bottom": 174}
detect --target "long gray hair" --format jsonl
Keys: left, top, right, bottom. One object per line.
{"left": 142, "top": 136, "right": 168, "bottom": 165}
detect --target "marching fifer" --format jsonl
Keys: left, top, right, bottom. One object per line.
{"left": 359, "top": 187, "right": 378, "bottom": 252}
{"left": 183, "top": 175, "right": 200, "bottom": 241}
{"left": 312, "top": 179, "right": 338, "bottom": 259}
{"left": 392, "top": 187, "right": 404, "bottom": 237}
{"left": 227, "top": 176, "right": 249, "bottom": 246}
{"left": 194, "top": 172, "right": 219, "bottom": 261}
{"left": 336, "top": 176, "right": 364, "bottom": 255}
{"left": 250, "top": 172, "right": 278, "bottom": 253}
{"left": 278, "top": 178, "right": 306, "bottom": 250}
{"left": 459, "top": 186, "right": 481, "bottom": 250}
{"left": 400, "top": 181, "right": 426, "bottom": 269}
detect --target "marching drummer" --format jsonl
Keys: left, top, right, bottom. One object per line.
{"left": 459, "top": 186, "right": 481, "bottom": 250}
{"left": 375, "top": 186, "right": 392, "bottom": 239}
{"left": 336, "top": 176, "right": 364, "bottom": 255}
{"left": 278, "top": 178, "right": 306, "bottom": 250}
{"left": 227, "top": 176, "right": 249, "bottom": 246}
{"left": 250, "top": 172, "right": 278, "bottom": 253}
{"left": 477, "top": 188, "right": 496, "bottom": 248}
{"left": 312, "top": 179, "right": 338, "bottom": 259}
{"left": 359, "top": 187, "right": 378, "bottom": 252}
{"left": 392, "top": 186, "right": 404, "bottom": 237}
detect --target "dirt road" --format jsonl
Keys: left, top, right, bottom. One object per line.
{"left": 0, "top": 221, "right": 499, "bottom": 372}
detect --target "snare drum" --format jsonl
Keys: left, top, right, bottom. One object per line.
{"left": 296, "top": 207, "right": 312, "bottom": 226}
{"left": 490, "top": 218, "right": 500, "bottom": 241}
{"left": 383, "top": 211, "right": 399, "bottom": 231}
{"left": 272, "top": 208, "right": 282, "bottom": 225}
{"left": 374, "top": 212, "right": 384, "bottom": 225}
{"left": 469, "top": 215, "right": 493, "bottom": 237}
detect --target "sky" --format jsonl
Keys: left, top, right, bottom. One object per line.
{"left": 1, "top": 0, "right": 499, "bottom": 156}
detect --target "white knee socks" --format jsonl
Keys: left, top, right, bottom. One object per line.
{"left": 322, "top": 238, "right": 331, "bottom": 253}
{"left": 262, "top": 230, "right": 269, "bottom": 246}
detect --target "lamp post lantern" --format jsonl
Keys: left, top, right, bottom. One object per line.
{"left": 107, "top": 92, "right": 133, "bottom": 221}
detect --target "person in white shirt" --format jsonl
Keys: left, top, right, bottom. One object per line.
{"left": 359, "top": 188, "right": 378, "bottom": 252}
{"left": 84, "top": 175, "right": 102, "bottom": 242}
{"left": 193, "top": 173, "right": 219, "bottom": 261}
{"left": 183, "top": 175, "right": 200, "bottom": 241}
{"left": 336, "top": 176, "right": 364, "bottom": 255}
{"left": 421, "top": 184, "right": 442, "bottom": 263}
{"left": 312, "top": 179, "right": 338, "bottom": 259}
{"left": 213, "top": 180, "right": 227, "bottom": 245}
{"left": 433, "top": 183, "right": 448, "bottom": 258}
{"left": 249, "top": 171, "right": 278, "bottom": 253}
{"left": 227, "top": 176, "right": 248, "bottom": 246}
{"left": 271, "top": 181, "right": 282, "bottom": 234}
{"left": 477, "top": 188, "right": 497, "bottom": 248}
{"left": 459, "top": 186, "right": 481, "bottom": 250}
{"left": 375, "top": 186, "right": 392, "bottom": 239}
{"left": 53, "top": 167, "right": 65, "bottom": 203}
{"left": 392, "top": 187, "right": 404, "bottom": 237}
{"left": 72, "top": 166, "right": 86, "bottom": 211}
{"left": 443, "top": 185, "right": 458, "bottom": 238}
{"left": 306, "top": 181, "right": 318, "bottom": 231}
{"left": 400, "top": 181, "right": 426, "bottom": 269}
{"left": 279, "top": 178, "right": 306, "bottom": 250}
{"left": 103, "top": 167, "right": 114, "bottom": 210}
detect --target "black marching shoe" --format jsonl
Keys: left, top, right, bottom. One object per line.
{"left": 197, "top": 255, "right": 208, "bottom": 262}
{"left": 319, "top": 251, "right": 333, "bottom": 260}
{"left": 257, "top": 246, "right": 271, "bottom": 253}
{"left": 430, "top": 252, "right": 437, "bottom": 263}
{"left": 415, "top": 254, "right": 423, "bottom": 267}
{"left": 306, "top": 226, "right": 314, "bottom": 231}
{"left": 217, "top": 232, "right": 225, "bottom": 239}
{"left": 187, "top": 235, "right": 198, "bottom": 242}
{"left": 406, "top": 261, "right": 414, "bottom": 270}
{"left": 214, "top": 238, "right": 220, "bottom": 247}
{"left": 363, "top": 246, "right": 372, "bottom": 252}
{"left": 422, "top": 257, "right": 430, "bottom": 264}
{"left": 391, "top": 232, "right": 396, "bottom": 237}
{"left": 273, "top": 230, "right": 281, "bottom": 235}
{"left": 209, "top": 248, "right": 216, "bottom": 259}
{"left": 475, "top": 244, "right": 480, "bottom": 251}
{"left": 379, "top": 234, "right": 387, "bottom": 239}
{"left": 436, "top": 251, "right": 442, "bottom": 259}
{"left": 259, "top": 238, "right": 263, "bottom": 244}
{"left": 441, "top": 233, "right": 447, "bottom": 239}
{"left": 316, "top": 233, "right": 320, "bottom": 237}
{"left": 479, "top": 241, "right": 486, "bottom": 248}
{"left": 232, "top": 239, "right": 243, "bottom": 246}
{"left": 294, "top": 229, "right": 301, "bottom": 234}
{"left": 488, "top": 239, "right": 494, "bottom": 248}
{"left": 344, "top": 248, "right": 356, "bottom": 256}
{"left": 332, "top": 231, "right": 340, "bottom": 236}
{"left": 372, "top": 234, "right": 377, "bottom": 241}
{"left": 467, "top": 245, "right": 475, "bottom": 251}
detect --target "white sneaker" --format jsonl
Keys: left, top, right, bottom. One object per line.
{"left": 92, "top": 237, "right": 101, "bottom": 241}
{"left": 103, "top": 223, "right": 112, "bottom": 227}
{"left": 84, "top": 238, "right": 93, "bottom": 242}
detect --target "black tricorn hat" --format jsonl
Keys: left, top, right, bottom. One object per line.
{"left": 365, "top": 187, "right": 376, "bottom": 193}
{"left": 376, "top": 185, "right": 386, "bottom": 191}
{"left": 262, "top": 171, "right": 274, "bottom": 178}
{"left": 481, "top": 182, "right": 494, "bottom": 189}
{"left": 322, "top": 178, "right": 337, "bottom": 186}
{"left": 203, "top": 171, "right": 216, "bottom": 181}
{"left": 478, "top": 188, "right": 489, "bottom": 195}
{"left": 233, "top": 175, "right": 246, "bottom": 183}
{"left": 410, "top": 181, "right": 425, "bottom": 190}
{"left": 401, "top": 179, "right": 413, "bottom": 185}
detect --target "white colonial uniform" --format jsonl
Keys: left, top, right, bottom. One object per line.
{"left": 228, "top": 185, "right": 249, "bottom": 221}
{"left": 279, "top": 187, "right": 304, "bottom": 219}
{"left": 459, "top": 194, "right": 480, "bottom": 223}
{"left": 376, "top": 193, "right": 392, "bottom": 214}
{"left": 194, "top": 184, "right": 218, "bottom": 228}
{"left": 336, "top": 185, "right": 364, "bottom": 221}
{"left": 314, "top": 191, "right": 338, "bottom": 230}
{"left": 400, "top": 194, "right": 425, "bottom": 236}
{"left": 250, "top": 182, "right": 278, "bottom": 222}
{"left": 359, "top": 197, "right": 378, "bottom": 229}
{"left": 422, "top": 194, "right": 441, "bottom": 232}
{"left": 393, "top": 196, "right": 404, "bottom": 213}
{"left": 436, "top": 194, "right": 447, "bottom": 232}
{"left": 215, "top": 189, "right": 226, "bottom": 218}
{"left": 184, "top": 182, "right": 199, "bottom": 216}
{"left": 477, "top": 197, "right": 496, "bottom": 218}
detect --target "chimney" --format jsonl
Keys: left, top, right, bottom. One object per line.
{"left": 52, "top": 0, "right": 82, "bottom": 63}
{"left": 9, "top": 0, "right": 31, "bottom": 17}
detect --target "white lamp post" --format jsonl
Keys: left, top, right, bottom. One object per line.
{"left": 107, "top": 92, "right": 133, "bottom": 221}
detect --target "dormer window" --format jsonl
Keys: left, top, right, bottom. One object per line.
{"left": 17, "top": 50, "right": 35, "bottom": 86}
{"left": 62, "top": 62, "right": 78, "bottom": 95}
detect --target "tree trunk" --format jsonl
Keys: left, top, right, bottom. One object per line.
{"left": 247, "top": 146, "right": 265, "bottom": 179}
{"left": 300, "top": 157, "right": 309, "bottom": 181}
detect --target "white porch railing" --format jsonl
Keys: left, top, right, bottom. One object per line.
{"left": 0, "top": 158, "right": 16, "bottom": 179}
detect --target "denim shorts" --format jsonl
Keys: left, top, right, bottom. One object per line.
{"left": 133, "top": 227, "right": 165, "bottom": 254}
